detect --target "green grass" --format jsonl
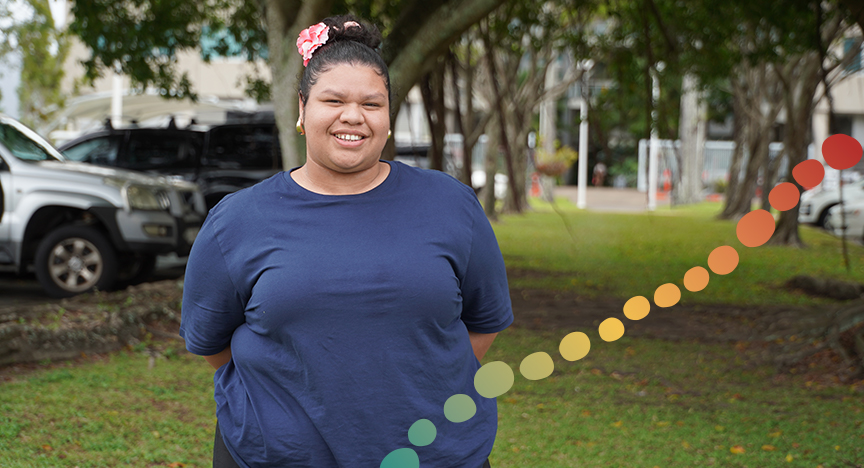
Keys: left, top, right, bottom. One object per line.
{"left": 494, "top": 198, "right": 864, "bottom": 306}
{"left": 0, "top": 348, "right": 216, "bottom": 467}
{"left": 488, "top": 327, "right": 864, "bottom": 467}
{"left": 2, "top": 202, "right": 863, "bottom": 467}
{"left": 1, "top": 333, "right": 861, "bottom": 467}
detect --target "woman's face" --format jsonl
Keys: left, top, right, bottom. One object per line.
{"left": 299, "top": 63, "right": 390, "bottom": 174}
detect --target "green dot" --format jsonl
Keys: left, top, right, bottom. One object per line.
{"left": 474, "top": 361, "right": 514, "bottom": 398}
{"left": 408, "top": 419, "right": 437, "bottom": 447}
{"left": 443, "top": 394, "right": 476, "bottom": 423}
{"left": 380, "top": 448, "right": 419, "bottom": 468}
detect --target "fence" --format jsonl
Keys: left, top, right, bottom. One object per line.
{"left": 636, "top": 139, "right": 815, "bottom": 193}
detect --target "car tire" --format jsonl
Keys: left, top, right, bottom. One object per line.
{"left": 816, "top": 205, "right": 836, "bottom": 229}
{"left": 34, "top": 225, "right": 119, "bottom": 298}
{"left": 116, "top": 254, "right": 158, "bottom": 288}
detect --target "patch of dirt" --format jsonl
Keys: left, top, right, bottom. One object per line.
{"left": 2, "top": 271, "right": 863, "bottom": 386}
{"left": 509, "top": 288, "right": 813, "bottom": 342}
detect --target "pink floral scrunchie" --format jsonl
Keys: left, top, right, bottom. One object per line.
{"left": 296, "top": 23, "right": 330, "bottom": 67}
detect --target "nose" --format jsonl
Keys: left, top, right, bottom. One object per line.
{"left": 339, "top": 103, "right": 363, "bottom": 125}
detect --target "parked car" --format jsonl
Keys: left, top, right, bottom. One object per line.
{"left": 58, "top": 119, "right": 282, "bottom": 209}
{"left": 0, "top": 114, "right": 206, "bottom": 297}
{"left": 798, "top": 179, "right": 864, "bottom": 228}
{"left": 823, "top": 200, "right": 864, "bottom": 241}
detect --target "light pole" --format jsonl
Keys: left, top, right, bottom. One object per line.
{"left": 647, "top": 62, "right": 663, "bottom": 211}
{"left": 576, "top": 59, "right": 594, "bottom": 209}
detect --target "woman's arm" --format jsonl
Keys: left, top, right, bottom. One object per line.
{"left": 468, "top": 332, "right": 498, "bottom": 361}
{"left": 204, "top": 346, "right": 232, "bottom": 370}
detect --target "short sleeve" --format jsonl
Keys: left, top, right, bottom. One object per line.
{"left": 179, "top": 210, "right": 247, "bottom": 355}
{"left": 459, "top": 198, "right": 514, "bottom": 333}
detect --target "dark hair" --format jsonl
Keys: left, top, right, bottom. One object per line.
{"left": 297, "top": 15, "right": 391, "bottom": 109}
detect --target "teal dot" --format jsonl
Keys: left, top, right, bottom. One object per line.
{"left": 408, "top": 419, "right": 437, "bottom": 447}
{"left": 380, "top": 448, "right": 419, "bottom": 468}
{"left": 443, "top": 394, "right": 476, "bottom": 423}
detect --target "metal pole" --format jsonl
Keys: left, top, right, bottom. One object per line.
{"left": 577, "top": 61, "right": 592, "bottom": 209}
{"left": 648, "top": 67, "right": 660, "bottom": 211}
{"left": 111, "top": 66, "right": 123, "bottom": 128}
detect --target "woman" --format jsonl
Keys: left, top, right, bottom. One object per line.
{"left": 180, "top": 15, "right": 513, "bottom": 468}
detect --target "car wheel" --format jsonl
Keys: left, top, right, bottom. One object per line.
{"left": 116, "top": 254, "right": 158, "bottom": 288}
{"left": 34, "top": 225, "right": 119, "bottom": 298}
{"left": 816, "top": 206, "right": 835, "bottom": 229}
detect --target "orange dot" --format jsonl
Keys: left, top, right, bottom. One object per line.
{"left": 736, "top": 210, "right": 775, "bottom": 247}
{"left": 768, "top": 183, "right": 800, "bottom": 212}
{"left": 623, "top": 296, "right": 650, "bottom": 320}
{"left": 707, "top": 245, "right": 738, "bottom": 275}
{"left": 654, "top": 283, "right": 681, "bottom": 308}
{"left": 792, "top": 159, "right": 825, "bottom": 189}
{"left": 683, "top": 267, "right": 709, "bottom": 292}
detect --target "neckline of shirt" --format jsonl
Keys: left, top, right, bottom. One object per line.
{"left": 282, "top": 159, "right": 399, "bottom": 199}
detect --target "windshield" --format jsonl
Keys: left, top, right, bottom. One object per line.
{"left": 0, "top": 117, "right": 65, "bottom": 162}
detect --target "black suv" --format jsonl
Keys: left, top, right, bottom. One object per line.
{"left": 58, "top": 120, "right": 282, "bottom": 209}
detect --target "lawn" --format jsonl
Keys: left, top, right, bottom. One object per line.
{"left": 1, "top": 202, "right": 863, "bottom": 467}
{"left": 1, "top": 331, "right": 861, "bottom": 467}
{"left": 496, "top": 198, "right": 864, "bottom": 306}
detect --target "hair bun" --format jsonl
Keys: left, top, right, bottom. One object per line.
{"left": 322, "top": 14, "right": 382, "bottom": 51}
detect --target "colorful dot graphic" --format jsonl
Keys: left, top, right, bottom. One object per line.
{"left": 380, "top": 134, "right": 860, "bottom": 467}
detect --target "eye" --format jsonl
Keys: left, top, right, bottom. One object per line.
{"left": 364, "top": 103, "right": 382, "bottom": 108}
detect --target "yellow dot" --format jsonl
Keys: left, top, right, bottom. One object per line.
{"left": 654, "top": 283, "right": 681, "bottom": 308}
{"left": 474, "top": 361, "right": 514, "bottom": 398}
{"left": 623, "top": 296, "right": 650, "bottom": 320}
{"left": 559, "top": 332, "right": 591, "bottom": 361}
{"left": 684, "top": 266, "right": 709, "bottom": 292}
{"left": 520, "top": 352, "right": 554, "bottom": 380}
{"left": 598, "top": 318, "right": 624, "bottom": 342}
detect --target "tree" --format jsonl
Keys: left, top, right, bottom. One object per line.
{"left": 0, "top": 0, "right": 69, "bottom": 129}
{"left": 474, "top": 0, "right": 591, "bottom": 213}
{"left": 769, "top": 5, "right": 860, "bottom": 246}
{"left": 69, "top": 0, "right": 509, "bottom": 169}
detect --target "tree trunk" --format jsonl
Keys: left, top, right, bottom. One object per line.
{"left": 769, "top": 53, "right": 822, "bottom": 246}
{"left": 449, "top": 49, "right": 474, "bottom": 187}
{"left": 674, "top": 73, "right": 707, "bottom": 205}
{"left": 482, "top": 115, "right": 500, "bottom": 220}
{"left": 262, "top": 0, "right": 334, "bottom": 170}
{"left": 723, "top": 81, "right": 747, "bottom": 212}
{"left": 481, "top": 26, "right": 523, "bottom": 213}
{"left": 420, "top": 60, "right": 447, "bottom": 171}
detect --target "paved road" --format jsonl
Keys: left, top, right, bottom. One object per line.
{"left": 554, "top": 186, "right": 652, "bottom": 212}
{"left": 0, "top": 255, "right": 187, "bottom": 311}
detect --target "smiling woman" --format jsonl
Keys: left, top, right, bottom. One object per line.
{"left": 295, "top": 63, "right": 392, "bottom": 194}
{"left": 180, "top": 14, "right": 511, "bottom": 468}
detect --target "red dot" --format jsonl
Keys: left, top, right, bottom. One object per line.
{"left": 736, "top": 210, "right": 775, "bottom": 247}
{"left": 768, "top": 183, "right": 799, "bottom": 212}
{"left": 792, "top": 160, "right": 825, "bottom": 189}
{"left": 822, "top": 134, "right": 862, "bottom": 170}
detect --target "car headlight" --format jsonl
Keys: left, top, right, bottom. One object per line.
{"left": 125, "top": 185, "right": 170, "bottom": 211}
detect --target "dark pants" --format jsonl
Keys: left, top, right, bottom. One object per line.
{"left": 214, "top": 423, "right": 492, "bottom": 468}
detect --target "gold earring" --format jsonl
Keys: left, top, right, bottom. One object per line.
{"left": 387, "top": 130, "right": 391, "bottom": 140}
{"left": 296, "top": 117, "right": 304, "bottom": 135}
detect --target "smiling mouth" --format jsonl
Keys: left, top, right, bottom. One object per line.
{"left": 334, "top": 134, "right": 366, "bottom": 142}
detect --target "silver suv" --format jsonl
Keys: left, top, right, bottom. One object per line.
{"left": 0, "top": 114, "right": 206, "bottom": 298}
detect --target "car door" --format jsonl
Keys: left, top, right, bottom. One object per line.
{"left": 0, "top": 155, "right": 10, "bottom": 264}
{"left": 120, "top": 130, "right": 202, "bottom": 180}
{"left": 198, "top": 123, "right": 281, "bottom": 208}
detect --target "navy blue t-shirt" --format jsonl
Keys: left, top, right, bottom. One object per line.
{"left": 180, "top": 161, "right": 513, "bottom": 467}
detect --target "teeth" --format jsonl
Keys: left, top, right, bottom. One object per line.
{"left": 335, "top": 134, "right": 363, "bottom": 141}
